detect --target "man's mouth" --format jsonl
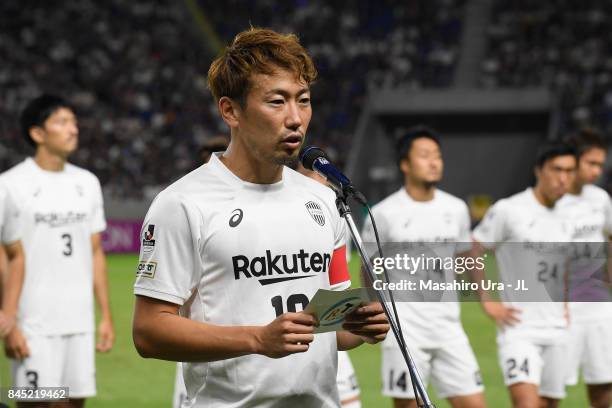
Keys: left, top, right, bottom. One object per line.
{"left": 280, "top": 135, "right": 302, "bottom": 149}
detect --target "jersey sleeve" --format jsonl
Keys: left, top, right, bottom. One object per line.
{"left": 89, "top": 176, "right": 107, "bottom": 234}
{"left": 603, "top": 194, "right": 612, "bottom": 237}
{"left": 133, "top": 192, "right": 200, "bottom": 305}
{"left": 472, "top": 200, "right": 508, "bottom": 249}
{"left": 0, "top": 185, "right": 21, "bottom": 245}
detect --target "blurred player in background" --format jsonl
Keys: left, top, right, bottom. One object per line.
{"left": 133, "top": 27, "right": 388, "bottom": 407}
{"left": 362, "top": 127, "right": 486, "bottom": 408}
{"left": 0, "top": 95, "right": 114, "bottom": 407}
{"left": 0, "top": 184, "right": 25, "bottom": 339}
{"left": 198, "top": 135, "right": 231, "bottom": 164}
{"left": 557, "top": 129, "right": 612, "bottom": 408}
{"left": 472, "top": 142, "right": 576, "bottom": 408}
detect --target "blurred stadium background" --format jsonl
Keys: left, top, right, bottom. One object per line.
{"left": 1, "top": 0, "right": 610, "bottom": 406}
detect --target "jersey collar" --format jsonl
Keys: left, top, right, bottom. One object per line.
{"left": 207, "top": 152, "right": 286, "bottom": 192}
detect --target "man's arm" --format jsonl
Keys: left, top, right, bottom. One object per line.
{"left": 92, "top": 233, "right": 114, "bottom": 352}
{"left": 1, "top": 241, "right": 24, "bottom": 335}
{"left": 469, "top": 240, "right": 520, "bottom": 326}
{"left": 2, "top": 241, "right": 30, "bottom": 359}
{"left": 133, "top": 295, "right": 317, "bottom": 362}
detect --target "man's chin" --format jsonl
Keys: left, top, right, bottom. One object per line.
{"left": 272, "top": 155, "right": 299, "bottom": 166}
{"left": 423, "top": 177, "right": 441, "bottom": 188}
{"left": 272, "top": 149, "right": 300, "bottom": 166}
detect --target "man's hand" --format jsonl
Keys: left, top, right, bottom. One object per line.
{"left": 96, "top": 318, "right": 115, "bottom": 352}
{"left": 254, "top": 313, "right": 316, "bottom": 358}
{"left": 4, "top": 326, "right": 30, "bottom": 360}
{"left": 482, "top": 301, "right": 521, "bottom": 326}
{"left": 0, "top": 311, "right": 15, "bottom": 337}
{"left": 342, "top": 302, "right": 389, "bottom": 344}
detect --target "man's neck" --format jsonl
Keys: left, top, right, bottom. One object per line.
{"left": 569, "top": 180, "right": 584, "bottom": 195}
{"left": 532, "top": 186, "right": 555, "bottom": 208}
{"left": 219, "top": 143, "right": 284, "bottom": 184}
{"left": 34, "top": 149, "right": 66, "bottom": 172}
{"left": 405, "top": 181, "right": 435, "bottom": 202}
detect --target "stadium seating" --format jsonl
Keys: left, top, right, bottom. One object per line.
{"left": 0, "top": 0, "right": 464, "bottom": 197}
{"left": 481, "top": 0, "right": 612, "bottom": 136}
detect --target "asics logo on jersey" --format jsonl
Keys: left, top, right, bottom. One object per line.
{"left": 305, "top": 201, "right": 325, "bottom": 226}
{"left": 232, "top": 249, "right": 331, "bottom": 285}
{"left": 34, "top": 211, "right": 87, "bottom": 227}
{"left": 229, "top": 209, "right": 243, "bottom": 228}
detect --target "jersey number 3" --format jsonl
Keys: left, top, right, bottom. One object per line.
{"left": 61, "top": 233, "right": 73, "bottom": 256}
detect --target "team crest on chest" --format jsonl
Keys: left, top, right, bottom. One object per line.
{"left": 305, "top": 201, "right": 325, "bottom": 226}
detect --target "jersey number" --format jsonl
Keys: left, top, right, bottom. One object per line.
{"left": 61, "top": 233, "right": 73, "bottom": 256}
{"left": 389, "top": 369, "right": 408, "bottom": 392}
{"left": 537, "top": 261, "right": 558, "bottom": 283}
{"left": 506, "top": 358, "right": 529, "bottom": 379}
{"left": 270, "top": 294, "right": 309, "bottom": 317}
{"left": 26, "top": 370, "right": 38, "bottom": 388}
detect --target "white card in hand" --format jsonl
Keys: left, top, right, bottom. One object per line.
{"left": 304, "top": 288, "right": 372, "bottom": 333}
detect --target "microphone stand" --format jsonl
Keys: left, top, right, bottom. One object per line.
{"left": 335, "top": 191, "right": 435, "bottom": 408}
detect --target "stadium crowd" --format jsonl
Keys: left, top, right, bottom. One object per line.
{"left": 481, "top": 0, "right": 612, "bottom": 136}
{"left": 0, "top": 0, "right": 464, "bottom": 198}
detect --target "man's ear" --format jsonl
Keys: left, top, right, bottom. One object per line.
{"left": 218, "top": 97, "right": 241, "bottom": 128}
{"left": 399, "top": 158, "right": 410, "bottom": 176}
{"left": 29, "top": 126, "right": 45, "bottom": 145}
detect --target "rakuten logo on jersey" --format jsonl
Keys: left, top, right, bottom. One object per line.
{"left": 233, "top": 249, "right": 331, "bottom": 285}
{"left": 35, "top": 211, "right": 87, "bottom": 227}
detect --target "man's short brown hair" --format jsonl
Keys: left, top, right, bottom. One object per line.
{"left": 207, "top": 27, "right": 317, "bottom": 106}
{"left": 565, "top": 127, "right": 608, "bottom": 158}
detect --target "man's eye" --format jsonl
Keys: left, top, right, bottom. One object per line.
{"left": 269, "top": 99, "right": 284, "bottom": 105}
{"left": 300, "top": 98, "right": 310, "bottom": 104}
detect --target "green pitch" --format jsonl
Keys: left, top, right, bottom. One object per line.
{"left": 0, "top": 254, "right": 589, "bottom": 407}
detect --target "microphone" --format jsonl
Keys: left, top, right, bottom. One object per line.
{"left": 299, "top": 146, "right": 366, "bottom": 204}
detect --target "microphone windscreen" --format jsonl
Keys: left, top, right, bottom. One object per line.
{"left": 299, "top": 146, "right": 327, "bottom": 171}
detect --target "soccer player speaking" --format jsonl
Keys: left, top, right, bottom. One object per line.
{"left": 132, "top": 28, "right": 389, "bottom": 407}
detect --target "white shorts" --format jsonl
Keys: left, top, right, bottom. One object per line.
{"left": 12, "top": 333, "right": 95, "bottom": 399}
{"left": 382, "top": 339, "right": 484, "bottom": 400}
{"left": 497, "top": 338, "right": 566, "bottom": 399}
{"left": 173, "top": 363, "right": 187, "bottom": 408}
{"left": 336, "top": 351, "right": 360, "bottom": 407}
{"left": 566, "top": 319, "right": 612, "bottom": 385}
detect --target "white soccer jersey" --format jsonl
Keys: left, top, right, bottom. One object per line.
{"left": 361, "top": 188, "right": 472, "bottom": 347}
{"left": 0, "top": 158, "right": 106, "bottom": 335}
{"left": 0, "top": 183, "right": 20, "bottom": 245}
{"left": 473, "top": 188, "right": 572, "bottom": 342}
{"left": 556, "top": 184, "right": 612, "bottom": 323}
{"left": 134, "top": 153, "right": 351, "bottom": 408}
